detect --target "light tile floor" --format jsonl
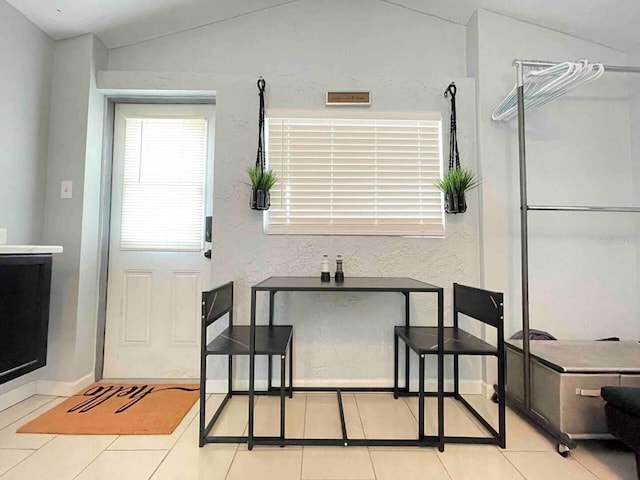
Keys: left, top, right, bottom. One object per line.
{"left": 0, "top": 393, "right": 635, "bottom": 480}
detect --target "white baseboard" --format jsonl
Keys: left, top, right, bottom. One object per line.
{"left": 36, "top": 373, "right": 95, "bottom": 397}
{"left": 0, "top": 382, "right": 38, "bottom": 413}
{"left": 482, "top": 381, "right": 496, "bottom": 399}
{"left": 206, "top": 379, "right": 268, "bottom": 393}
{"left": 1, "top": 376, "right": 495, "bottom": 412}
{"left": 0, "top": 373, "right": 95, "bottom": 413}
{"left": 205, "top": 378, "right": 484, "bottom": 395}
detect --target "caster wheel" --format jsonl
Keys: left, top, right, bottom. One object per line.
{"left": 491, "top": 393, "right": 499, "bottom": 404}
{"left": 557, "top": 444, "right": 570, "bottom": 457}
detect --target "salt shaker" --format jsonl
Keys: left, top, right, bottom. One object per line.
{"left": 321, "top": 255, "right": 330, "bottom": 282}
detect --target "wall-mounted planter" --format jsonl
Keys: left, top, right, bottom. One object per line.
{"left": 250, "top": 188, "right": 270, "bottom": 211}
{"left": 445, "top": 192, "right": 467, "bottom": 214}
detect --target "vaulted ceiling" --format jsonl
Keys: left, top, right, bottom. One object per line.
{"left": 7, "top": 0, "right": 640, "bottom": 52}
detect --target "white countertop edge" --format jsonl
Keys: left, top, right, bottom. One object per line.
{"left": 0, "top": 245, "right": 64, "bottom": 254}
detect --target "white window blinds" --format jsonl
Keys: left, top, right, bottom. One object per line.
{"left": 120, "top": 117, "right": 207, "bottom": 250}
{"left": 266, "top": 112, "right": 444, "bottom": 236}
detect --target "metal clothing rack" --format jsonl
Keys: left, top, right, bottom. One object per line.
{"left": 512, "top": 59, "right": 640, "bottom": 450}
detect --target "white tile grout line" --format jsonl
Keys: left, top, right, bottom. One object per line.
{"left": 351, "top": 393, "right": 368, "bottom": 438}
{"left": 0, "top": 449, "right": 37, "bottom": 478}
{"left": 4, "top": 394, "right": 617, "bottom": 480}
{"left": 445, "top": 395, "right": 493, "bottom": 439}
{"left": 216, "top": 394, "right": 245, "bottom": 480}
{"left": 150, "top": 412, "right": 201, "bottom": 479}
{"left": 70, "top": 435, "right": 121, "bottom": 480}
{"left": 222, "top": 442, "right": 241, "bottom": 480}
{"left": 299, "top": 393, "right": 307, "bottom": 480}
{"left": 0, "top": 396, "right": 64, "bottom": 477}
{"left": 434, "top": 448, "right": 456, "bottom": 480}
{"left": 146, "top": 450, "right": 172, "bottom": 480}
{"left": 4, "top": 393, "right": 627, "bottom": 480}
{"left": 403, "top": 395, "right": 419, "bottom": 424}
{"left": 84, "top": 396, "right": 204, "bottom": 479}
{"left": 569, "top": 448, "right": 608, "bottom": 480}
{"left": 106, "top": 448, "right": 173, "bottom": 452}
{"left": 501, "top": 449, "right": 612, "bottom": 480}
{"left": 500, "top": 450, "right": 536, "bottom": 480}
{"left": 573, "top": 441, "right": 637, "bottom": 480}
{"left": 352, "top": 394, "right": 377, "bottom": 480}
{"left": 0, "top": 395, "right": 60, "bottom": 432}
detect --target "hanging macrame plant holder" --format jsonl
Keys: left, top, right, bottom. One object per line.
{"left": 445, "top": 191, "right": 467, "bottom": 214}
{"left": 444, "top": 82, "right": 467, "bottom": 214}
{"left": 250, "top": 188, "right": 269, "bottom": 210}
{"left": 250, "top": 77, "right": 270, "bottom": 210}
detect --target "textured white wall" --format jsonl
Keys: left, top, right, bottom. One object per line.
{"left": 210, "top": 75, "right": 481, "bottom": 389}
{"left": 41, "top": 35, "right": 93, "bottom": 382}
{"left": 107, "top": 0, "right": 483, "bottom": 388}
{"left": 108, "top": 0, "right": 466, "bottom": 78}
{"left": 473, "top": 10, "right": 638, "bottom": 342}
{"left": 0, "top": 0, "right": 53, "bottom": 397}
{"left": 41, "top": 34, "right": 108, "bottom": 383}
{"left": 0, "top": 0, "right": 52, "bottom": 244}
{"left": 74, "top": 36, "right": 108, "bottom": 379}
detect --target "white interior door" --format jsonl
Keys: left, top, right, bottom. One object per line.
{"left": 103, "top": 103, "right": 214, "bottom": 379}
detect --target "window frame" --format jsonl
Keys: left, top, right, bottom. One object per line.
{"left": 264, "top": 109, "right": 445, "bottom": 237}
{"left": 118, "top": 113, "right": 210, "bottom": 252}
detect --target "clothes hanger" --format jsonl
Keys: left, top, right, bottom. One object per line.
{"left": 522, "top": 61, "right": 581, "bottom": 113}
{"left": 491, "top": 62, "right": 575, "bottom": 120}
{"left": 524, "top": 60, "right": 604, "bottom": 113}
{"left": 492, "top": 60, "right": 605, "bottom": 121}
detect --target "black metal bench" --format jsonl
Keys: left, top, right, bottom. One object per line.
{"left": 393, "top": 282, "right": 506, "bottom": 448}
{"left": 199, "top": 281, "right": 293, "bottom": 446}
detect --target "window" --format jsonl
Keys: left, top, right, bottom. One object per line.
{"left": 266, "top": 111, "right": 444, "bottom": 236}
{"left": 120, "top": 117, "right": 208, "bottom": 250}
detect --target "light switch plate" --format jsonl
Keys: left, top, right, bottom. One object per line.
{"left": 60, "top": 180, "right": 73, "bottom": 199}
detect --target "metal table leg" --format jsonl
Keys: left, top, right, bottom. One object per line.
{"left": 393, "top": 332, "right": 399, "bottom": 399}
{"left": 280, "top": 353, "right": 285, "bottom": 442}
{"left": 419, "top": 354, "right": 425, "bottom": 440}
{"left": 289, "top": 333, "right": 293, "bottom": 398}
{"left": 405, "top": 292, "right": 410, "bottom": 392}
{"left": 268, "top": 291, "right": 274, "bottom": 391}
{"left": 248, "top": 287, "right": 256, "bottom": 450}
{"left": 437, "top": 289, "right": 444, "bottom": 451}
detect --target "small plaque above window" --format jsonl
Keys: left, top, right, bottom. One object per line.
{"left": 326, "top": 91, "right": 371, "bottom": 106}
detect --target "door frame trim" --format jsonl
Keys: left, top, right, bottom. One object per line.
{"left": 95, "top": 96, "right": 216, "bottom": 381}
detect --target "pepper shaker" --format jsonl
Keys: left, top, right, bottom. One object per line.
{"left": 335, "top": 255, "right": 344, "bottom": 283}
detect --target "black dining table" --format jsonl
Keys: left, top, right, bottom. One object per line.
{"left": 247, "top": 276, "right": 444, "bottom": 450}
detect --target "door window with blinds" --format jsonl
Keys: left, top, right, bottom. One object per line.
{"left": 266, "top": 111, "right": 444, "bottom": 236}
{"left": 120, "top": 117, "right": 208, "bottom": 250}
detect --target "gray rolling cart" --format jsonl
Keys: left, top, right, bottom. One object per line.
{"left": 506, "top": 340, "right": 640, "bottom": 455}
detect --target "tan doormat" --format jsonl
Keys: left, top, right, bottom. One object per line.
{"left": 17, "top": 383, "right": 199, "bottom": 435}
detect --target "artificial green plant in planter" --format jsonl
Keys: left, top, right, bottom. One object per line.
{"left": 434, "top": 168, "right": 480, "bottom": 214}
{"left": 248, "top": 76, "right": 277, "bottom": 211}
{"left": 247, "top": 166, "right": 277, "bottom": 210}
